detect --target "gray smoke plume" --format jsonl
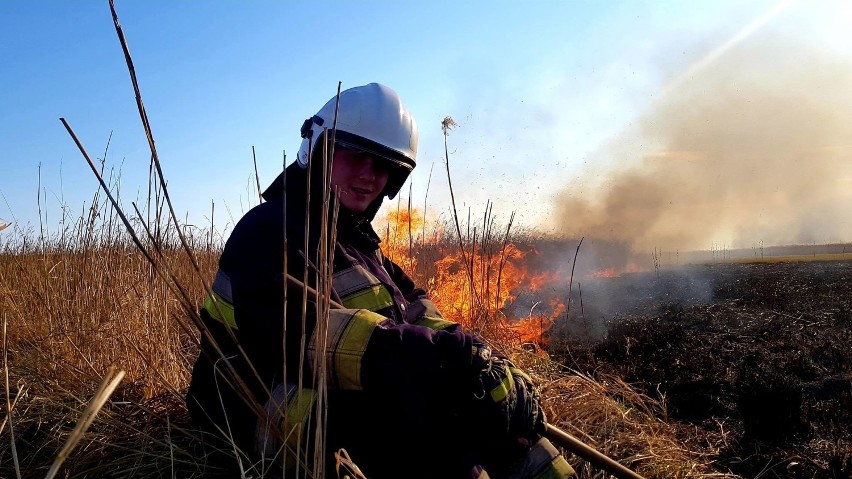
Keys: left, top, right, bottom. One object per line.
{"left": 554, "top": 39, "right": 852, "bottom": 253}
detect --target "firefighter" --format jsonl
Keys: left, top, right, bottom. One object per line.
{"left": 186, "top": 83, "right": 574, "bottom": 478}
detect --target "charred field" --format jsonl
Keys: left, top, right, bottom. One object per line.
{"left": 550, "top": 259, "right": 852, "bottom": 478}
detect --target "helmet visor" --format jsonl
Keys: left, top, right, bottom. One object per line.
{"left": 331, "top": 130, "right": 415, "bottom": 173}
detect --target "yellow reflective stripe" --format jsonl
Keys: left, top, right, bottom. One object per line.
{"left": 314, "top": 310, "right": 385, "bottom": 390}
{"left": 340, "top": 284, "right": 394, "bottom": 311}
{"left": 333, "top": 265, "right": 383, "bottom": 296}
{"left": 532, "top": 455, "right": 575, "bottom": 479}
{"left": 413, "top": 316, "right": 457, "bottom": 330}
{"left": 509, "top": 366, "right": 532, "bottom": 384}
{"left": 490, "top": 368, "right": 515, "bottom": 403}
{"left": 203, "top": 292, "right": 237, "bottom": 329}
{"left": 283, "top": 389, "right": 317, "bottom": 453}
{"left": 334, "top": 310, "right": 384, "bottom": 390}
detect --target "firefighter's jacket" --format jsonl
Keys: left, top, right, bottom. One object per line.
{"left": 186, "top": 162, "right": 476, "bottom": 463}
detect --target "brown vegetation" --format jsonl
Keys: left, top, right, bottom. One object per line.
{"left": 0, "top": 220, "right": 218, "bottom": 476}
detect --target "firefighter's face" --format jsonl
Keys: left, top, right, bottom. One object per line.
{"left": 331, "top": 146, "right": 390, "bottom": 213}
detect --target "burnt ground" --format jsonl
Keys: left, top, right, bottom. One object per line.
{"left": 548, "top": 260, "right": 852, "bottom": 479}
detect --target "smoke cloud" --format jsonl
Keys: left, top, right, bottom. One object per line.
{"left": 553, "top": 40, "right": 852, "bottom": 252}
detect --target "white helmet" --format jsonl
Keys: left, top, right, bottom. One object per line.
{"left": 296, "top": 83, "right": 418, "bottom": 199}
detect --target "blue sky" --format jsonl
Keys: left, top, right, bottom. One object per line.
{"left": 2, "top": 1, "right": 851, "bottom": 249}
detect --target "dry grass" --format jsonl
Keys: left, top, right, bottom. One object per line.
{"left": 0, "top": 243, "right": 214, "bottom": 393}
{"left": 0, "top": 220, "right": 221, "bottom": 477}
{"left": 510, "top": 349, "right": 728, "bottom": 479}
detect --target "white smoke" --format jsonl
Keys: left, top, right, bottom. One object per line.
{"left": 553, "top": 39, "right": 852, "bottom": 252}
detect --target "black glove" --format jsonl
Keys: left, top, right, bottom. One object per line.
{"left": 468, "top": 341, "right": 546, "bottom": 442}
{"left": 506, "top": 363, "right": 547, "bottom": 443}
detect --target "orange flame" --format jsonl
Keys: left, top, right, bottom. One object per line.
{"left": 429, "top": 242, "right": 527, "bottom": 326}
{"left": 591, "top": 262, "right": 644, "bottom": 279}
{"left": 507, "top": 298, "right": 565, "bottom": 347}
{"left": 378, "top": 208, "right": 565, "bottom": 346}
{"left": 592, "top": 267, "right": 620, "bottom": 279}
{"left": 379, "top": 208, "right": 426, "bottom": 272}
{"left": 528, "top": 270, "right": 558, "bottom": 292}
